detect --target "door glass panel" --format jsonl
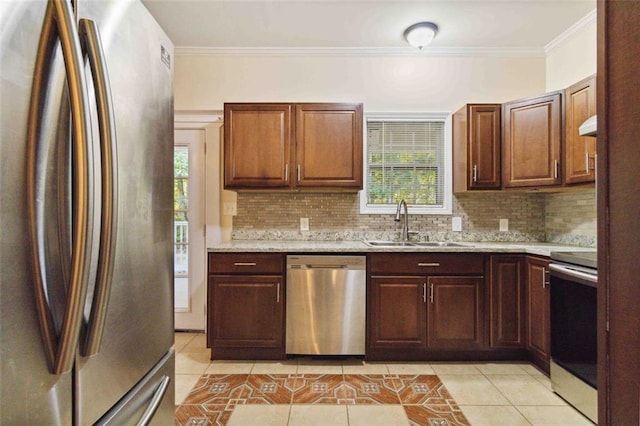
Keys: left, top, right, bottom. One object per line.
{"left": 174, "top": 146, "right": 189, "bottom": 311}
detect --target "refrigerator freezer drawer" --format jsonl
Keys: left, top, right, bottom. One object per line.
{"left": 94, "top": 349, "right": 175, "bottom": 426}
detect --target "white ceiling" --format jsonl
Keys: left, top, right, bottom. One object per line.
{"left": 142, "top": 0, "right": 596, "bottom": 53}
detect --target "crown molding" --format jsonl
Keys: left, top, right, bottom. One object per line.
{"left": 175, "top": 46, "right": 545, "bottom": 58}
{"left": 175, "top": 110, "right": 223, "bottom": 128}
{"left": 545, "top": 9, "right": 597, "bottom": 54}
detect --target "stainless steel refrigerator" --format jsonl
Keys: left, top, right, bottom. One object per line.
{"left": 1, "top": 0, "right": 175, "bottom": 424}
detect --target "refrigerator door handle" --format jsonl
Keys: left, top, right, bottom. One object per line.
{"left": 26, "top": 0, "right": 93, "bottom": 375}
{"left": 136, "top": 375, "right": 171, "bottom": 426}
{"left": 78, "top": 18, "right": 119, "bottom": 358}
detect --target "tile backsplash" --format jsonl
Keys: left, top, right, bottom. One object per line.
{"left": 544, "top": 188, "right": 596, "bottom": 247}
{"left": 231, "top": 187, "right": 596, "bottom": 247}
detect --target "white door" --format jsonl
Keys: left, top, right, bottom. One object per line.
{"left": 174, "top": 129, "right": 206, "bottom": 330}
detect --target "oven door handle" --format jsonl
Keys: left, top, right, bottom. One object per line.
{"left": 549, "top": 263, "right": 597, "bottom": 287}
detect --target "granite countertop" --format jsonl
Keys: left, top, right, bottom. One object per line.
{"left": 207, "top": 240, "right": 595, "bottom": 258}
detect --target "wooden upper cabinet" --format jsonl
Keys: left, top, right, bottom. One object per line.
{"left": 224, "top": 102, "right": 363, "bottom": 191}
{"left": 295, "top": 103, "right": 363, "bottom": 189}
{"left": 224, "top": 103, "right": 292, "bottom": 189}
{"left": 502, "top": 92, "right": 562, "bottom": 188}
{"left": 564, "top": 75, "right": 596, "bottom": 184}
{"left": 453, "top": 104, "right": 501, "bottom": 192}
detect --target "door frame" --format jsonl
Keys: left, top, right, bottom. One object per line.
{"left": 174, "top": 111, "right": 223, "bottom": 331}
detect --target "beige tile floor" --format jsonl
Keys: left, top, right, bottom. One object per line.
{"left": 174, "top": 332, "right": 594, "bottom": 425}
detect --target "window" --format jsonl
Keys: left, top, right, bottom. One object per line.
{"left": 360, "top": 114, "right": 452, "bottom": 214}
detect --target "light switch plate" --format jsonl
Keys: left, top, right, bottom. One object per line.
{"left": 300, "top": 217, "right": 309, "bottom": 231}
{"left": 452, "top": 216, "right": 462, "bottom": 232}
{"left": 223, "top": 202, "right": 237, "bottom": 216}
{"left": 499, "top": 218, "right": 509, "bottom": 232}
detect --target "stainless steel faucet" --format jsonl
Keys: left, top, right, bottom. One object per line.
{"left": 394, "top": 199, "right": 409, "bottom": 242}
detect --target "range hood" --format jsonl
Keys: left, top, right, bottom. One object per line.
{"left": 579, "top": 115, "right": 597, "bottom": 136}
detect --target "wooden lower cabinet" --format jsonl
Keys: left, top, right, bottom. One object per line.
{"left": 368, "top": 252, "right": 487, "bottom": 360}
{"left": 368, "top": 274, "right": 484, "bottom": 359}
{"left": 525, "top": 256, "right": 551, "bottom": 373}
{"left": 207, "top": 253, "right": 285, "bottom": 359}
{"left": 427, "top": 276, "right": 484, "bottom": 350}
{"left": 489, "top": 255, "right": 525, "bottom": 348}
{"left": 369, "top": 276, "right": 427, "bottom": 350}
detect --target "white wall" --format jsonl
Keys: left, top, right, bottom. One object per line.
{"left": 545, "top": 11, "right": 597, "bottom": 91}
{"left": 174, "top": 53, "right": 546, "bottom": 112}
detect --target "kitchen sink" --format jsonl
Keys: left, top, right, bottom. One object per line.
{"left": 363, "top": 240, "right": 471, "bottom": 248}
{"left": 364, "top": 240, "right": 416, "bottom": 247}
{"left": 411, "top": 241, "right": 469, "bottom": 247}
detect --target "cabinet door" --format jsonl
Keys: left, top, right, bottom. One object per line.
{"left": 526, "top": 257, "right": 550, "bottom": 372}
{"left": 369, "top": 276, "right": 427, "bottom": 350}
{"left": 427, "top": 276, "right": 484, "bottom": 350}
{"left": 224, "top": 103, "right": 292, "bottom": 188}
{"left": 295, "top": 103, "right": 363, "bottom": 189}
{"left": 490, "top": 255, "right": 525, "bottom": 348}
{"left": 454, "top": 104, "right": 501, "bottom": 192}
{"left": 469, "top": 105, "right": 502, "bottom": 189}
{"left": 503, "top": 93, "right": 562, "bottom": 188}
{"left": 208, "top": 275, "right": 284, "bottom": 349}
{"left": 565, "top": 75, "right": 596, "bottom": 184}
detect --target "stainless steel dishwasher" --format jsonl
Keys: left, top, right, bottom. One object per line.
{"left": 286, "top": 255, "right": 366, "bottom": 355}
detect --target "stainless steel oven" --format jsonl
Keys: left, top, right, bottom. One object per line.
{"left": 549, "top": 251, "right": 597, "bottom": 423}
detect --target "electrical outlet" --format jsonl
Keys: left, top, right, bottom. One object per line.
{"left": 452, "top": 216, "right": 462, "bottom": 232}
{"left": 300, "top": 217, "right": 309, "bottom": 231}
{"left": 223, "top": 202, "right": 237, "bottom": 216}
{"left": 499, "top": 218, "right": 509, "bottom": 232}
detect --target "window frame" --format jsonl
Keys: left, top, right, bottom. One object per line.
{"left": 359, "top": 112, "right": 453, "bottom": 215}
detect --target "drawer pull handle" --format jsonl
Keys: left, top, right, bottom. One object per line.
{"left": 234, "top": 262, "right": 257, "bottom": 266}
{"left": 418, "top": 262, "right": 440, "bottom": 267}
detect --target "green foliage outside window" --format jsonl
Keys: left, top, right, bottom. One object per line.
{"left": 174, "top": 147, "right": 188, "bottom": 222}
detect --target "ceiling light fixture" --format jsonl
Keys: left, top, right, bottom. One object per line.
{"left": 403, "top": 22, "right": 439, "bottom": 49}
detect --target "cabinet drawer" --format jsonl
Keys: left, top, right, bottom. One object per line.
{"left": 208, "top": 253, "right": 284, "bottom": 274}
{"left": 369, "top": 253, "right": 484, "bottom": 275}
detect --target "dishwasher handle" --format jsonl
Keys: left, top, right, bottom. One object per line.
{"left": 287, "top": 255, "right": 366, "bottom": 271}
{"left": 303, "top": 264, "right": 349, "bottom": 269}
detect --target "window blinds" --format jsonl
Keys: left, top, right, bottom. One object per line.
{"left": 366, "top": 120, "right": 445, "bottom": 206}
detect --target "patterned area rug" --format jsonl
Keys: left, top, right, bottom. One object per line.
{"left": 175, "top": 373, "right": 470, "bottom": 426}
